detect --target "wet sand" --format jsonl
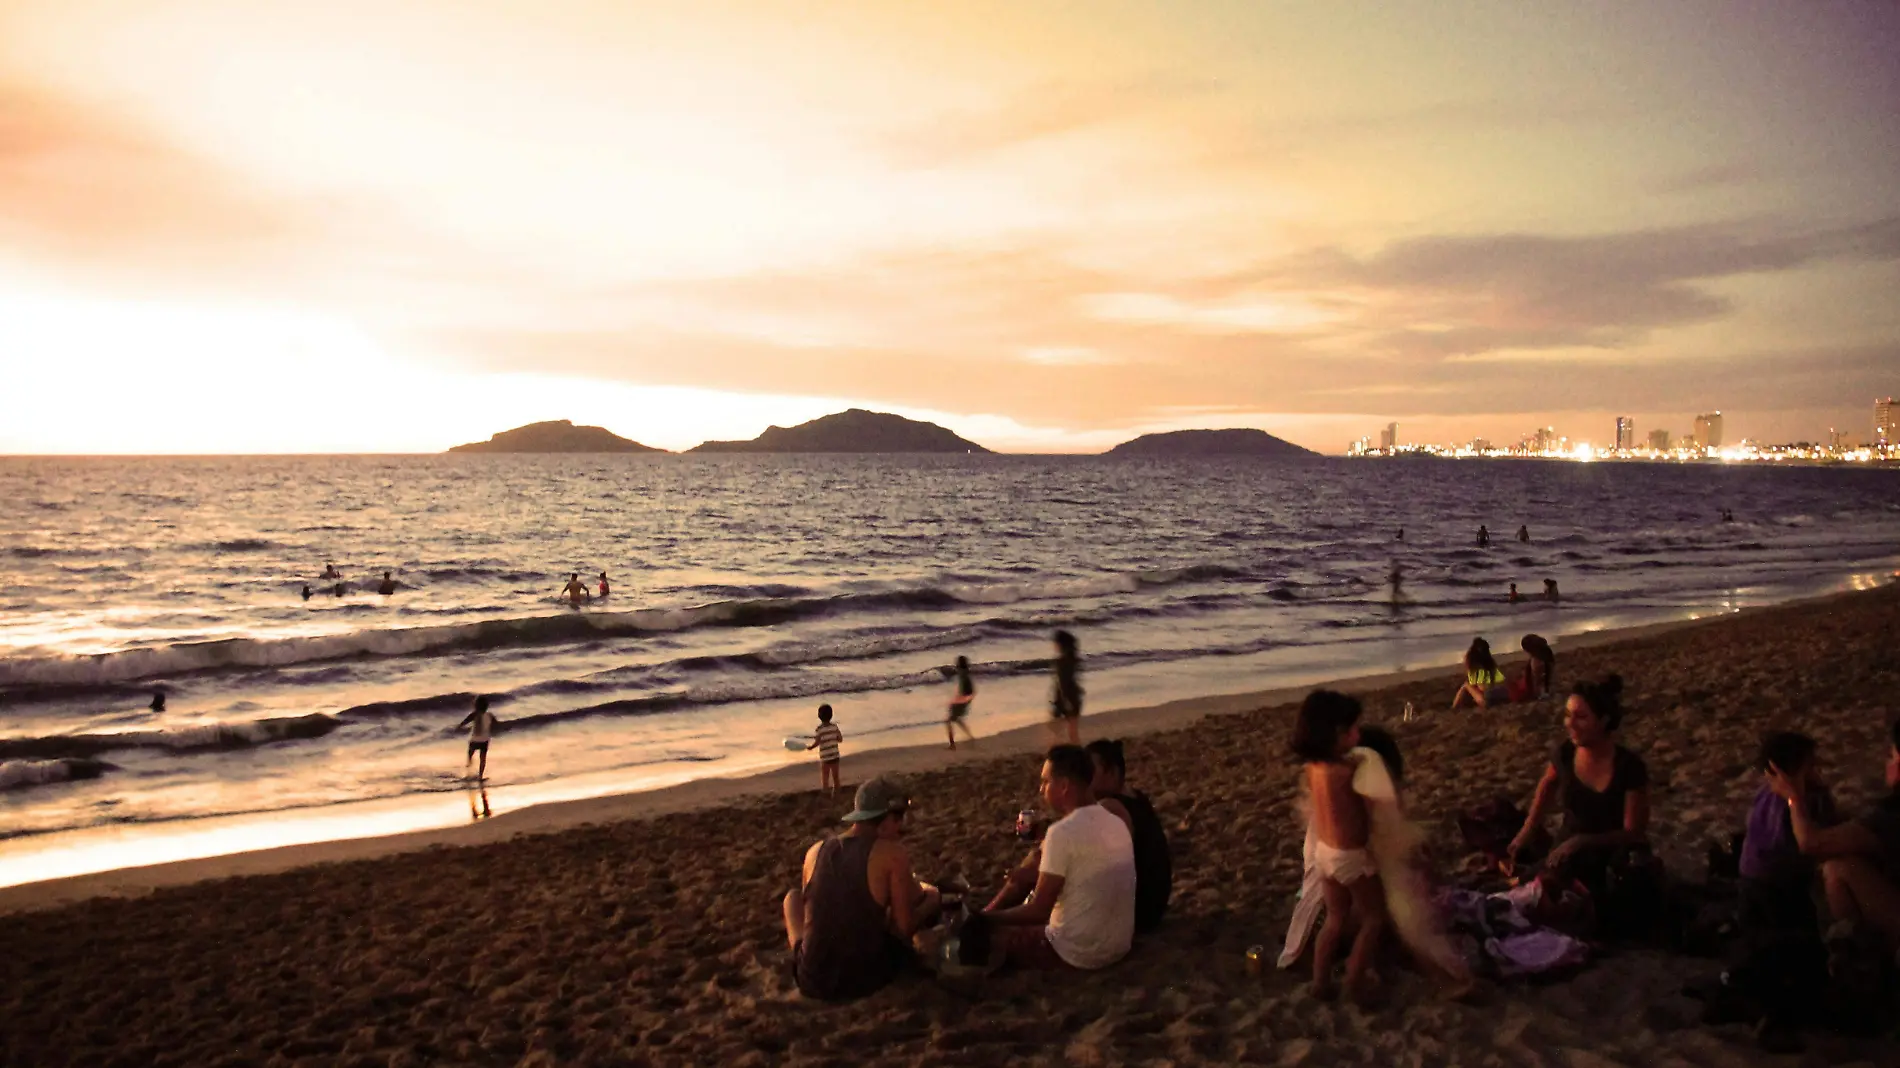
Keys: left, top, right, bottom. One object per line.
{"left": 5, "top": 584, "right": 1900, "bottom": 1067}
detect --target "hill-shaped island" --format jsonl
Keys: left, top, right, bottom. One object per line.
{"left": 448, "top": 420, "right": 665, "bottom": 454}
{"left": 1105, "top": 428, "right": 1317, "bottom": 458}
{"left": 689, "top": 409, "right": 991, "bottom": 454}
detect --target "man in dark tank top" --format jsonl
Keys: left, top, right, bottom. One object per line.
{"left": 781, "top": 778, "right": 939, "bottom": 1000}
{"left": 1086, "top": 739, "right": 1173, "bottom": 933}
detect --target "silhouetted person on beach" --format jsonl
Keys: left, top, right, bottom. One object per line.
{"left": 459, "top": 695, "right": 497, "bottom": 780}
{"left": 561, "top": 573, "right": 590, "bottom": 607}
{"left": 321, "top": 563, "right": 340, "bottom": 580}
{"left": 1544, "top": 579, "right": 1561, "bottom": 603}
{"left": 1515, "top": 633, "right": 1555, "bottom": 699}
{"left": 597, "top": 571, "right": 610, "bottom": 600}
{"left": 946, "top": 655, "right": 977, "bottom": 750}
{"left": 1051, "top": 631, "right": 1083, "bottom": 745}
{"left": 1509, "top": 583, "right": 1521, "bottom": 603}
{"left": 782, "top": 778, "right": 939, "bottom": 1000}
{"left": 150, "top": 690, "right": 166, "bottom": 713}
{"left": 378, "top": 571, "right": 397, "bottom": 596}
{"left": 1518, "top": 525, "right": 1530, "bottom": 543}
{"left": 1477, "top": 525, "right": 1490, "bottom": 548}
{"left": 301, "top": 585, "right": 312, "bottom": 601}
{"left": 333, "top": 582, "right": 346, "bottom": 597}
{"left": 1388, "top": 563, "right": 1404, "bottom": 603}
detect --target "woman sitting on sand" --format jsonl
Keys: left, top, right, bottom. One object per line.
{"left": 1508, "top": 634, "right": 1556, "bottom": 702}
{"left": 1508, "top": 674, "right": 1651, "bottom": 904}
{"left": 1450, "top": 637, "right": 1509, "bottom": 710}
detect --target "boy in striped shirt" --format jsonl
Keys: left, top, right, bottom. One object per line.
{"left": 808, "top": 704, "right": 844, "bottom": 796}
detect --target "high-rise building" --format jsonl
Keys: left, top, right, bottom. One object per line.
{"left": 1615, "top": 417, "right": 1634, "bottom": 451}
{"left": 1648, "top": 429, "right": 1671, "bottom": 451}
{"left": 1379, "top": 422, "right": 1397, "bottom": 451}
{"left": 1532, "top": 426, "right": 1556, "bottom": 454}
{"left": 1693, "top": 412, "right": 1723, "bottom": 450}
{"left": 1829, "top": 428, "right": 1845, "bottom": 451}
{"left": 1877, "top": 397, "right": 1895, "bottom": 449}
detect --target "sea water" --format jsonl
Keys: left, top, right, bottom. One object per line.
{"left": 2, "top": 454, "right": 1896, "bottom": 879}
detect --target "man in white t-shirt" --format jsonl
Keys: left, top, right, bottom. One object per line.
{"left": 984, "top": 744, "right": 1136, "bottom": 969}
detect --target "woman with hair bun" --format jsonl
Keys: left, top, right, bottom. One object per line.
{"left": 1508, "top": 674, "right": 1652, "bottom": 903}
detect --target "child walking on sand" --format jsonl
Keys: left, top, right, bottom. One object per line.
{"left": 808, "top": 704, "right": 843, "bottom": 796}
{"left": 1290, "top": 690, "right": 1388, "bottom": 1003}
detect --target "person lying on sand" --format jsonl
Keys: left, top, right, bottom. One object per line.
{"left": 782, "top": 778, "right": 940, "bottom": 1001}
{"left": 1766, "top": 718, "right": 1900, "bottom": 960}
{"left": 1508, "top": 675, "right": 1651, "bottom": 907}
{"left": 1290, "top": 690, "right": 1388, "bottom": 1003}
{"left": 1085, "top": 739, "right": 1171, "bottom": 934}
{"left": 1451, "top": 637, "right": 1508, "bottom": 710}
{"left": 984, "top": 745, "right": 1135, "bottom": 970}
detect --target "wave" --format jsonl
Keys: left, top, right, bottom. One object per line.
{"left": 0, "top": 758, "right": 116, "bottom": 791}
{"left": 198, "top": 538, "right": 281, "bottom": 553}
{"left": 0, "top": 713, "right": 341, "bottom": 761}
{"left": 0, "top": 569, "right": 1255, "bottom": 689}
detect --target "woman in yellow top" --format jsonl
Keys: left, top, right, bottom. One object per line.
{"left": 1450, "top": 637, "right": 1508, "bottom": 710}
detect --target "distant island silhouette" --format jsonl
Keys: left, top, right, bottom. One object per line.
{"left": 448, "top": 420, "right": 666, "bottom": 454}
{"left": 1105, "top": 428, "right": 1317, "bottom": 457}
{"left": 688, "top": 409, "right": 991, "bottom": 454}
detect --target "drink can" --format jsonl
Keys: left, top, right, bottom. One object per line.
{"left": 1016, "top": 808, "right": 1036, "bottom": 839}
{"left": 1245, "top": 945, "right": 1265, "bottom": 976}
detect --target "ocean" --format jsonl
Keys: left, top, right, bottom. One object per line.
{"left": 2, "top": 454, "right": 1896, "bottom": 883}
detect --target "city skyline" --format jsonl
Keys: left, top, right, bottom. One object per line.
{"left": 2, "top": 3, "right": 1899, "bottom": 454}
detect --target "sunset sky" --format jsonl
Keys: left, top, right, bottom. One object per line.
{"left": 3, "top": 1, "right": 1897, "bottom": 454}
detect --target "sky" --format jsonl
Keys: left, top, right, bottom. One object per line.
{"left": 2, "top": 0, "right": 1898, "bottom": 454}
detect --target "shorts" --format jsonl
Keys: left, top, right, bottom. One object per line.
{"left": 467, "top": 741, "right": 490, "bottom": 756}
{"left": 1314, "top": 841, "right": 1377, "bottom": 884}
{"left": 998, "top": 926, "right": 1072, "bottom": 970}
{"left": 1485, "top": 684, "right": 1510, "bottom": 705}
{"left": 949, "top": 702, "right": 969, "bottom": 720}
{"left": 820, "top": 756, "right": 839, "bottom": 766}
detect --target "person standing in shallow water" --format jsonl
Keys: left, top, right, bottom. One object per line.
{"left": 1477, "top": 525, "right": 1490, "bottom": 548}
{"left": 945, "top": 656, "right": 977, "bottom": 750}
{"left": 561, "top": 573, "right": 590, "bottom": 607}
{"left": 1518, "top": 525, "right": 1530, "bottom": 543}
{"left": 597, "top": 571, "right": 610, "bottom": 600}
{"left": 1050, "top": 631, "right": 1083, "bottom": 745}
{"left": 377, "top": 571, "right": 397, "bottom": 596}
{"left": 459, "top": 695, "right": 497, "bottom": 780}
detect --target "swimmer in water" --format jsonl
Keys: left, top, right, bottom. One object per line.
{"left": 333, "top": 582, "right": 346, "bottom": 597}
{"left": 1477, "top": 525, "right": 1490, "bottom": 548}
{"left": 1389, "top": 562, "right": 1404, "bottom": 599}
{"left": 321, "top": 563, "right": 341, "bottom": 580}
{"left": 1543, "top": 578, "right": 1560, "bottom": 603}
{"left": 301, "top": 585, "right": 312, "bottom": 601}
{"left": 597, "top": 571, "right": 610, "bottom": 600}
{"left": 150, "top": 690, "right": 166, "bottom": 713}
{"left": 1517, "top": 525, "right": 1529, "bottom": 543}
{"left": 378, "top": 571, "right": 397, "bottom": 596}
{"left": 562, "top": 573, "right": 590, "bottom": 607}
{"left": 1395, "top": 527, "right": 1404, "bottom": 541}
{"left": 1509, "top": 582, "right": 1520, "bottom": 603}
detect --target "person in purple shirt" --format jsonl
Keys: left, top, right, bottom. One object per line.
{"left": 1766, "top": 719, "right": 1900, "bottom": 958}
{"left": 1740, "top": 732, "right": 1836, "bottom": 933}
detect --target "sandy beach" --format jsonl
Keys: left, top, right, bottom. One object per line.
{"left": 5, "top": 583, "right": 1900, "bottom": 1067}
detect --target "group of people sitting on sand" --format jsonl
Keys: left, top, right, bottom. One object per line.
{"left": 1288, "top": 670, "right": 1900, "bottom": 1044}
{"left": 781, "top": 738, "right": 1171, "bottom": 1000}
{"left": 784, "top": 658, "right": 1900, "bottom": 1045}
{"left": 1450, "top": 633, "right": 1555, "bottom": 710}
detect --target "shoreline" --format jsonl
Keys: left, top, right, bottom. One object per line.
{"left": 3, "top": 579, "right": 1883, "bottom": 916}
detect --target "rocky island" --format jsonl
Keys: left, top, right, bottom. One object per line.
{"left": 1104, "top": 428, "right": 1317, "bottom": 457}
{"left": 688, "top": 409, "right": 991, "bottom": 454}
{"left": 447, "top": 420, "right": 665, "bottom": 454}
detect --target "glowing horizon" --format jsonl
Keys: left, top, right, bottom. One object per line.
{"left": 3, "top": 2, "right": 1897, "bottom": 454}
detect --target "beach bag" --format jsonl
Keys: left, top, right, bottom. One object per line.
{"left": 1599, "top": 846, "right": 1666, "bottom": 939}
